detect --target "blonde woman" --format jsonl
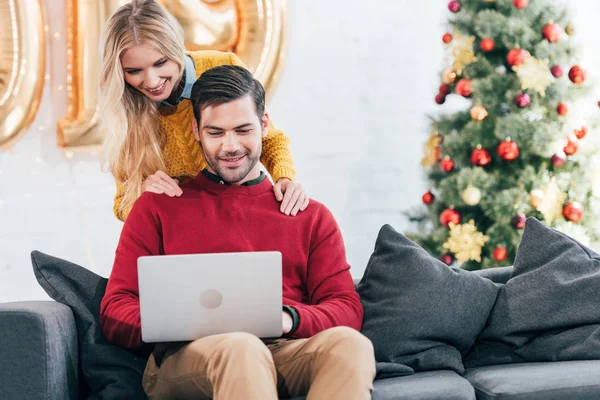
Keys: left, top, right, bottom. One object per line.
{"left": 99, "top": 0, "right": 308, "bottom": 221}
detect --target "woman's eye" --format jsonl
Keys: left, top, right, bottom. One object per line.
{"left": 125, "top": 70, "right": 140, "bottom": 75}
{"left": 155, "top": 59, "right": 167, "bottom": 67}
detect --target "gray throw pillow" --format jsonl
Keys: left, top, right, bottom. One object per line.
{"left": 465, "top": 218, "right": 600, "bottom": 368}
{"left": 31, "top": 251, "right": 149, "bottom": 400}
{"left": 357, "top": 224, "right": 500, "bottom": 375}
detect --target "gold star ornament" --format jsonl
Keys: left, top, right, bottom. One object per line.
{"left": 449, "top": 31, "right": 478, "bottom": 74}
{"left": 421, "top": 131, "right": 442, "bottom": 168}
{"left": 443, "top": 219, "right": 490, "bottom": 264}
{"left": 533, "top": 177, "right": 567, "bottom": 224}
{"left": 512, "top": 52, "right": 555, "bottom": 96}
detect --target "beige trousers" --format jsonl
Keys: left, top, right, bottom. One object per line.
{"left": 142, "top": 326, "right": 376, "bottom": 400}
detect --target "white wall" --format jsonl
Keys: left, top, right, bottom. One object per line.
{"left": 2, "top": 0, "right": 600, "bottom": 302}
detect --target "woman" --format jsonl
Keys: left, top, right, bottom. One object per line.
{"left": 99, "top": 0, "right": 308, "bottom": 221}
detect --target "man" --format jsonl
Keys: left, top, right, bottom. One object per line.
{"left": 100, "top": 65, "right": 376, "bottom": 400}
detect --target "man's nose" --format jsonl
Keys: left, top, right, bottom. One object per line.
{"left": 222, "top": 133, "right": 240, "bottom": 152}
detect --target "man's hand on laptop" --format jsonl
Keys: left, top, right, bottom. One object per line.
{"left": 282, "top": 311, "right": 293, "bottom": 335}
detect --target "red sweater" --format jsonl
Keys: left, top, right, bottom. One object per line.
{"left": 100, "top": 173, "right": 363, "bottom": 350}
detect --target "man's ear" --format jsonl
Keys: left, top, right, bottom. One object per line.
{"left": 192, "top": 118, "right": 200, "bottom": 141}
{"left": 261, "top": 112, "right": 270, "bottom": 139}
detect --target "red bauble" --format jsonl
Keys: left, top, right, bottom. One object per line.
{"left": 542, "top": 23, "right": 562, "bottom": 43}
{"left": 551, "top": 152, "right": 566, "bottom": 167}
{"left": 455, "top": 78, "right": 472, "bottom": 97}
{"left": 471, "top": 146, "right": 492, "bottom": 167}
{"left": 575, "top": 126, "right": 587, "bottom": 139}
{"left": 513, "top": 0, "right": 528, "bottom": 8}
{"left": 563, "top": 201, "right": 584, "bottom": 222}
{"left": 422, "top": 191, "right": 435, "bottom": 205}
{"left": 497, "top": 139, "right": 519, "bottom": 161}
{"left": 439, "top": 84, "right": 450, "bottom": 95}
{"left": 512, "top": 212, "right": 527, "bottom": 229}
{"left": 440, "top": 208, "right": 461, "bottom": 227}
{"left": 515, "top": 92, "right": 531, "bottom": 108}
{"left": 493, "top": 246, "right": 508, "bottom": 262}
{"left": 480, "top": 38, "right": 495, "bottom": 52}
{"left": 568, "top": 66, "right": 586, "bottom": 84}
{"left": 563, "top": 140, "right": 579, "bottom": 156}
{"left": 442, "top": 33, "right": 453, "bottom": 44}
{"left": 507, "top": 48, "right": 527, "bottom": 66}
{"left": 551, "top": 65, "right": 563, "bottom": 78}
{"left": 557, "top": 103, "right": 568, "bottom": 116}
{"left": 435, "top": 93, "right": 447, "bottom": 104}
{"left": 441, "top": 157, "right": 455, "bottom": 172}
{"left": 448, "top": 0, "right": 461, "bottom": 13}
{"left": 440, "top": 253, "right": 454, "bottom": 265}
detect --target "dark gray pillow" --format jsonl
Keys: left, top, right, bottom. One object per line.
{"left": 31, "top": 251, "right": 149, "bottom": 400}
{"left": 465, "top": 218, "right": 600, "bottom": 368}
{"left": 357, "top": 225, "right": 500, "bottom": 375}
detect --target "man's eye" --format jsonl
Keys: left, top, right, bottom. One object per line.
{"left": 237, "top": 130, "right": 251, "bottom": 134}
{"left": 208, "top": 132, "right": 222, "bottom": 136}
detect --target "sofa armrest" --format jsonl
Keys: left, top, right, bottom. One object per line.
{"left": 0, "top": 301, "right": 79, "bottom": 400}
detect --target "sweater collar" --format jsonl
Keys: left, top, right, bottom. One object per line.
{"left": 195, "top": 169, "right": 272, "bottom": 196}
{"left": 201, "top": 169, "right": 267, "bottom": 187}
{"left": 159, "top": 55, "right": 196, "bottom": 107}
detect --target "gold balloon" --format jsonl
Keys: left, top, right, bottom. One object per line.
{"left": 442, "top": 69, "right": 457, "bottom": 85}
{"left": 0, "top": 0, "right": 46, "bottom": 150}
{"left": 530, "top": 189, "right": 545, "bottom": 208}
{"left": 59, "top": 0, "right": 288, "bottom": 150}
{"left": 470, "top": 105, "right": 488, "bottom": 121}
{"left": 462, "top": 185, "right": 482, "bottom": 206}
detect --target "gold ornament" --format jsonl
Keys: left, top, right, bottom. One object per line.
{"left": 59, "top": 0, "right": 288, "bottom": 150}
{"left": 421, "top": 130, "right": 442, "bottom": 168}
{"left": 449, "top": 30, "right": 477, "bottom": 75}
{"left": 0, "top": 0, "right": 46, "bottom": 150}
{"left": 512, "top": 52, "right": 555, "bottom": 96}
{"left": 529, "top": 189, "right": 545, "bottom": 208}
{"left": 470, "top": 105, "right": 488, "bottom": 121}
{"left": 442, "top": 69, "right": 457, "bottom": 85}
{"left": 443, "top": 219, "right": 490, "bottom": 263}
{"left": 462, "top": 185, "right": 482, "bottom": 206}
{"left": 535, "top": 177, "right": 567, "bottom": 224}
{"left": 565, "top": 23, "right": 575, "bottom": 36}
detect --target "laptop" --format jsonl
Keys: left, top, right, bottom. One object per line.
{"left": 137, "top": 251, "right": 283, "bottom": 343}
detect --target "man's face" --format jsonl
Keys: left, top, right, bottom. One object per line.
{"left": 194, "top": 95, "right": 268, "bottom": 185}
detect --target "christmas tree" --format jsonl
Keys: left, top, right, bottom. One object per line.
{"left": 408, "top": 0, "right": 600, "bottom": 270}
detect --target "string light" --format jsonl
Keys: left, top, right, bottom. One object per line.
{"left": 53, "top": 32, "right": 61, "bottom": 39}
{"left": 57, "top": 85, "right": 64, "bottom": 91}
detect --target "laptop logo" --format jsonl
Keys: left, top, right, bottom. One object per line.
{"left": 199, "top": 289, "right": 223, "bottom": 309}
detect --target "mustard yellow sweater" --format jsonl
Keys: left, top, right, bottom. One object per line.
{"left": 113, "top": 51, "right": 296, "bottom": 221}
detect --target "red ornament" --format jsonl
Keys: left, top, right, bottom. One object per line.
{"left": 551, "top": 65, "right": 563, "bottom": 78}
{"left": 551, "top": 152, "right": 566, "bottom": 167}
{"left": 563, "top": 140, "right": 579, "bottom": 156}
{"left": 440, "top": 208, "right": 461, "bottom": 227}
{"left": 507, "top": 48, "right": 527, "bottom": 66}
{"left": 512, "top": 212, "right": 527, "bottom": 229}
{"left": 455, "top": 78, "right": 472, "bottom": 97}
{"left": 448, "top": 0, "right": 461, "bottom": 13}
{"left": 493, "top": 246, "right": 508, "bottom": 262}
{"left": 563, "top": 201, "right": 584, "bottom": 223}
{"left": 542, "top": 23, "right": 562, "bottom": 43}
{"left": 422, "top": 191, "right": 435, "bottom": 205}
{"left": 568, "top": 66, "right": 586, "bottom": 84}
{"left": 497, "top": 139, "right": 519, "bottom": 161}
{"left": 513, "top": 0, "right": 528, "bottom": 9}
{"left": 515, "top": 92, "right": 531, "bottom": 108}
{"left": 480, "top": 38, "right": 495, "bottom": 52}
{"left": 442, "top": 33, "right": 453, "bottom": 44}
{"left": 439, "top": 84, "right": 450, "bottom": 95}
{"left": 440, "top": 253, "right": 454, "bottom": 265}
{"left": 441, "top": 157, "right": 455, "bottom": 172}
{"left": 435, "top": 93, "right": 447, "bottom": 104}
{"left": 574, "top": 126, "right": 587, "bottom": 139}
{"left": 556, "top": 103, "right": 568, "bottom": 116}
{"left": 471, "top": 146, "right": 492, "bottom": 167}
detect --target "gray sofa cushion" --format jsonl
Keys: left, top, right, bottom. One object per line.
{"left": 289, "top": 370, "right": 475, "bottom": 400}
{"left": 465, "top": 361, "right": 600, "bottom": 400}
{"left": 31, "top": 251, "right": 149, "bottom": 400}
{"left": 465, "top": 218, "right": 600, "bottom": 368}
{"left": 0, "top": 301, "right": 79, "bottom": 400}
{"left": 357, "top": 224, "right": 500, "bottom": 375}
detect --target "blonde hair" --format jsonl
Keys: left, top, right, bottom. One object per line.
{"left": 99, "top": 0, "right": 186, "bottom": 216}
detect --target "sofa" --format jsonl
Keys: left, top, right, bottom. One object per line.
{"left": 3, "top": 264, "right": 600, "bottom": 400}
